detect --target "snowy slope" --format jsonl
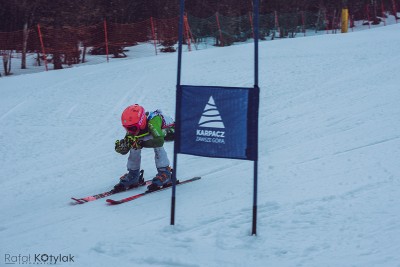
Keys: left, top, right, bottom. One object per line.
{"left": 1, "top": 24, "right": 400, "bottom": 267}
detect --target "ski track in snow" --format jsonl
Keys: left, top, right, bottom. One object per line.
{"left": 1, "top": 23, "right": 400, "bottom": 267}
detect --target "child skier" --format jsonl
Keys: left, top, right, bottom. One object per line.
{"left": 113, "top": 104, "right": 175, "bottom": 192}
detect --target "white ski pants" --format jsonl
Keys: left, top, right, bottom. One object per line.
{"left": 127, "top": 146, "right": 170, "bottom": 171}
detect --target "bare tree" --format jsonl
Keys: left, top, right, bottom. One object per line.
{"left": 1, "top": 50, "right": 13, "bottom": 76}
{"left": 16, "top": 1, "right": 40, "bottom": 69}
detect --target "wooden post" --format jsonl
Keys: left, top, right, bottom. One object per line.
{"left": 103, "top": 19, "right": 109, "bottom": 62}
{"left": 184, "top": 14, "right": 191, "bottom": 52}
{"left": 215, "top": 12, "right": 224, "bottom": 46}
{"left": 37, "top": 24, "right": 48, "bottom": 71}
{"left": 341, "top": 8, "right": 349, "bottom": 33}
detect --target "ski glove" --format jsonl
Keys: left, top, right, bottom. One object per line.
{"left": 115, "top": 139, "right": 130, "bottom": 155}
{"left": 125, "top": 135, "right": 143, "bottom": 150}
{"left": 115, "top": 136, "right": 144, "bottom": 154}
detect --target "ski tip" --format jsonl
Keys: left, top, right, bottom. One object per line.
{"left": 71, "top": 197, "right": 86, "bottom": 204}
{"left": 182, "top": 176, "right": 201, "bottom": 182}
{"left": 106, "top": 199, "right": 121, "bottom": 205}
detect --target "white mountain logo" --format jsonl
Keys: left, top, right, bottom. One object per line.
{"left": 198, "top": 96, "right": 225, "bottom": 128}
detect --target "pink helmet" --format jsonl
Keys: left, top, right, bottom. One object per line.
{"left": 121, "top": 104, "right": 147, "bottom": 135}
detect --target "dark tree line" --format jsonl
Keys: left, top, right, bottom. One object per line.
{"left": 1, "top": 0, "right": 398, "bottom": 32}
{"left": 1, "top": 0, "right": 398, "bottom": 74}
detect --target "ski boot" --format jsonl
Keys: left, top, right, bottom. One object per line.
{"left": 113, "top": 169, "right": 143, "bottom": 193}
{"left": 147, "top": 166, "right": 172, "bottom": 192}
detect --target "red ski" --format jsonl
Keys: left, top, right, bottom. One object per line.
{"left": 106, "top": 177, "right": 201, "bottom": 205}
{"left": 71, "top": 170, "right": 149, "bottom": 204}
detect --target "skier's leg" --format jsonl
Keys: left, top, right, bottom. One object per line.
{"left": 114, "top": 149, "right": 142, "bottom": 192}
{"left": 154, "top": 146, "right": 170, "bottom": 168}
{"left": 149, "top": 147, "right": 172, "bottom": 189}
{"left": 127, "top": 148, "right": 141, "bottom": 170}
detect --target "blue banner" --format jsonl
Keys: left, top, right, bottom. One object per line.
{"left": 176, "top": 85, "right": 258, "bottom": 160}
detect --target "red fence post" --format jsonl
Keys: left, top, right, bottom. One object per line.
{"left": 215, "top": 12, "right": 224, "bottom": 46}
{"left": 184, "top": 14, "right": 192, "bottom": 52}
{"left": 150, "top": 17, "right": 158, "bottom": 55}
{"left": 103, "top": 19, "right": 109, "bottom": 62}
{"left": 37, "top": 24, "right": 48, "bottom": 71}
{"left": 249, "top": 11, "right": 254, "bottom": 38}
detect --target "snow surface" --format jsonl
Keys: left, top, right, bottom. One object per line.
{"left": 1, "top": 23, "right": 400, "bottom": 267}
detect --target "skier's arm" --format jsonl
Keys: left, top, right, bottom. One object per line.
{"left": 141, "top": 116, "right": 165, "bottom": 148}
